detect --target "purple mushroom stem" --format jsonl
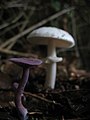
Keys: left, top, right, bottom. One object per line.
{"left": 15, "top": 67, "right": 29, "bottom": 120}
{"left": 13, "top": 82, "right": 26, "bottom": 103}
{"left": 9, "top": 58, "right": 42, "bottom": 120}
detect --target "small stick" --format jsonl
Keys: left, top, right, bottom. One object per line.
{"left": 0, "top": 48, "right": 37, "bottom": 58}
{"left": 24, "top": 92, "right": 63, "bottom": 107}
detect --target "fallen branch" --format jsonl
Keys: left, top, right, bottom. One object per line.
{"left": 0, "top": 48, "right": 37, "bottom": 58}
{"left": 24, "top": 92, "right": 63, "bottom": 107}
{"left": 0, "top": 22, "right": 24, "bottom": 38}
{"left": 64, "top": 117, "right": 90, "bottom": 120}
{"left": 0, "top": 12, "right": 23, "bottom": 30}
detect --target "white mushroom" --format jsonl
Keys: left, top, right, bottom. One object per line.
{"left": 28, "top": 27, "right": 75, "bottom": 89}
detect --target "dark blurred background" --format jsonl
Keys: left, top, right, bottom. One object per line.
{"left": 0, "top": 0, "right": 90, "bottom": 71}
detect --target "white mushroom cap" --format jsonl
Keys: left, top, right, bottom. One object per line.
{"left": 28, "top": 27, "right": 75, "bottom": 48}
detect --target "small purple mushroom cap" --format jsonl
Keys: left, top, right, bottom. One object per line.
{"left": 9, "top": 57, "right": 42, "bottom": 66}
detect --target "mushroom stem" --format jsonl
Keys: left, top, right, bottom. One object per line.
{"left": 48, "top": 40, "right": 56, "bottom": 57}
{"left": 45, "top": 62, "right": 56, "bottom": 89}
{"left": 44, "top": 40, "right": 57, "bottom": 89}
{"left": 15, "top": 67, "right": 29, "bottom": 120}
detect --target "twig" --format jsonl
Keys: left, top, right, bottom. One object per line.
{"left": 24, "top": 92, "right": 63, "bottom": 107}
{"left": 6, "top": 41, "right": 17, "bottom": 50}
{"left": 64, "top": 117, "right": 90, "bottom": 120}
{"left": 0, "top": 48, "right": 37, "bottom": 58}
{"left": 6, "top": 4, "right": 26, "bottom": 8}
{"left": 12, "top": 12, "right": 24, "bottom": 24}
{"left": 6, "top": 10, "right": 35, "bottom": 50}
{"left": 0, "top": 12, "right": 23, "bottom": 30}
{"left": 71, "top": 10, "right": 79, "bottom": 57}
{"left": 0, "top": 7, "right": 75, "bottom": 49}
{"left": 20, "top": 9, "right": 35, "bottom": 32}
{"left": 44, "top": 89, "right": 90, "bottom": 94}
{"left": 0, "top": 22, "right": 24, "bottom": 36}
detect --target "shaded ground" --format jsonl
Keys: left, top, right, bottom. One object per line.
{"left": 0, "top": 72, "right": 90, "bottom": 120}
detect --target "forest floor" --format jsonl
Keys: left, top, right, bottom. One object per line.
{"left": 0, "top": 59, "right": 90, "bottom": 120}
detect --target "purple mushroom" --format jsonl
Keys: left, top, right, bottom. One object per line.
{"left": 9, "top": 58, "right": 42, "bottom": 120}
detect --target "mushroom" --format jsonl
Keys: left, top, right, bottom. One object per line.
{"left": 28, "top": 27, "right": 75, "bottom": 89}
{"left": 9, "top": 57, "right": 42, "bottom": 120}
